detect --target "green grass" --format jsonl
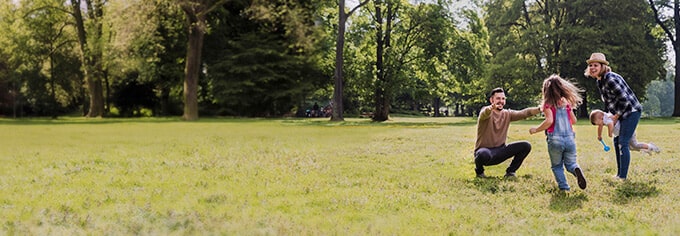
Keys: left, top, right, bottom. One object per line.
{"left": 1, "top": 116, "right": 679, "bottom": 235}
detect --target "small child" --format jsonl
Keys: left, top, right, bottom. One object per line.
{"left": 529, "top": 75, "right": 587, "bottom": 191}
{"left": 589, "top": 109, "right": 660, "bottom": 154}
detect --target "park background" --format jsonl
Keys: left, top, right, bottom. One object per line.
{"left": 2, "top": 0, "right": 680, "bottom": 234}
{"left": 0, "top": 0, "right": 678, "bottom": 121}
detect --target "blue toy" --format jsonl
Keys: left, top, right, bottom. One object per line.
{"left": 599, "top": 139, "right": 611, "bottom": 152}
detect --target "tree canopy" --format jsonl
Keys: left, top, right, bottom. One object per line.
{"left": 0, "top": 0, "right": 669, "bottom": 119}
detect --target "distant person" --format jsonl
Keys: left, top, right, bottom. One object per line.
{"left": 584, "top": 52, "right": 642, "bottom": 180}
{"left": 590, "top": 109, "right": 660, "bottom": 154}
{"left": 529, "top": 75, "right": 587, "bottom": 191}
{"left": 312, "top": 102, "right": 320, "bottom": 117}
{"left": 474, "top": 87, "right": 541, "bottom": 178}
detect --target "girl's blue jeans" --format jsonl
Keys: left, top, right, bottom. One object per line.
{"left": 547, "top": 133, "right": 579, "bottom": 190}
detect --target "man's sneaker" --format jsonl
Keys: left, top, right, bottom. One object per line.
{"left": 475, "top": 168, "right": 486, "bottom": 178}
{"left": 648, "top": 142, "right": 661, "bottom": 153}
{"left": 504, "top": 172, "right": 517, "bottom": 178}
{"left": 574, "top": 167, "right": 587, "bottom": 189}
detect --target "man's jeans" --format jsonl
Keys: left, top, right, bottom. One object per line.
{"left": 474, "top": 141, "right": 531, "bottom": 175}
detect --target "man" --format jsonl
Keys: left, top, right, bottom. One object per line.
{"left": 474, "top": 88, "right": 541, "bottom": 178}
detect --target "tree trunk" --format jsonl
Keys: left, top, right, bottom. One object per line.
{"left": 373, "top": 3, "right": 389, "bottom": 122}
{"left": 160, "top": 85, "right": 171, "bottom": 116}
{"left": 182, "top": 22, "right": 204, "bottom": 121}
{"left": 331, "top": 0, "right": 347, "bottom": 121}
{"left": 71, "top": 0, "right": 105, "bottom": 118}
{"left": 49, "top": 53, "right": 57, "bottom": 119}
{"left": 179, "top": 1, "right": 213, "bottom": 121}
{"left": 104, "top": 69, "right": 110, "bottom": 114}
{"left": 673, "top": 0, "right": 680, "bottom": 116}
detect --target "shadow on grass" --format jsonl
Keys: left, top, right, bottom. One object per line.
{"left": 549, "top": 190, "right": 588, "bottom": 212}
{"left": 282, "top": 119, "right": 478, "bottom": 127}
{"left": 0, "top": 116, "right": 479, "bottom": 127}
{"left": 466, "top": 176, "right": 525, "bottom": 194}
{"left": 605, "top": 179, "right": 660, "bottom": 204}
{"left": 0, "top": 116, "right": 287, "bottom": 125}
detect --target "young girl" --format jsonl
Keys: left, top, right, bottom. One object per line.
{"left": 529, "top": 75, "right": 587, "bottom": 191}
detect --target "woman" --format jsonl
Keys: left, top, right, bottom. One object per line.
{"left": 584, "top": 52, "right": 642, "bottom": 180}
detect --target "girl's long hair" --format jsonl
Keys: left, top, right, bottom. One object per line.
{"left": 542, "top": 74, "right": 584, "bottom": 108}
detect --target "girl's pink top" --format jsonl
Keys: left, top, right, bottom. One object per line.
{"left": 544, "top": 103, "right": 571, "bottom": 133}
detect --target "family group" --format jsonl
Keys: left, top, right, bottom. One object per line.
{"left": 474, "top": 53, "right": 661, "bottom": 192}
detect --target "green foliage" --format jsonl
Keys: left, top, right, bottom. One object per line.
{"left": 643, "top": 79, "right": 674, "bottom": 117}
{"left": 0, "top": 0, "right": 669, "bottom": 119}
{"left": 343, "top": 1, "right": 488, "bottom": 118}
{"left": 105, "top": 0, "right": 186, "bottom": 116}
{"left": 0, "top": 0, "right": 82, "bottom": 117}
{"left": 200, "top": 0, "right": 328, "bottom": 117}
{"left": 484, "top": 0, "right": 665, "bottom": 113}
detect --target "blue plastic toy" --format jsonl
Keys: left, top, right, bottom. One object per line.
{"left": 599, "top": 139, "right": 611, "bottom": 152}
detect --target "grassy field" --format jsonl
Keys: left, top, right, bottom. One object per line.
{"left": 1, "top": 116, "right": 679, "bottom": 235}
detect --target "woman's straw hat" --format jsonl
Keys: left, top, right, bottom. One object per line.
{"left": 586, "top": 52, "right": 609, "bottom": 65}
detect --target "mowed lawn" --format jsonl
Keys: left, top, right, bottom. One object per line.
{"left": 1, "top": 117, "right": 679, "bottom": 235}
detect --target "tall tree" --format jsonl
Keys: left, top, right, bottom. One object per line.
{"left": 176, "top": 0, "right": 227, "bottom": 121}
{"left": 331, "top": 0, "right": 369, "bottom": 121}
{"left": 370, "top": 0, "right": 454, "bottom": 121}
{"left": 70, "top": 0, "right": 105, "bottom": 117}
{"left": 648, "top": 0, "right": 680, "bottom": 116}
{"left": 24, "top": 0, "right": 77, "bottom": 118}
{"left": 404, "top": 5, "right": 489, "bottom": 117}
{"left": 69, "top": 0, "right": 103, "bottom": 117}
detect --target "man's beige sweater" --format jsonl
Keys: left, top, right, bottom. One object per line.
{"left": 475, "top": 106, "right": 540, "bottom": 151}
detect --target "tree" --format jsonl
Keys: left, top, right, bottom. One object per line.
{"left": 70, "top": 0, "right": 106, "bottom": 117}
{"left": 331, "top": 0, "right": 369, "bottom": 121}
{"left": 370, "top": 0, "right": 430, "bottom": 121}
{"left": 0, "top": 0, "right": 82, "bottom": 118}
{"left": 648, "top": 0, "right": 680, "bottom": 116}
{"left": 406, "top": 5, "right": 489, "bottom": 117}
{"left": 24, "top": 0, "right": 78, "bottom": 118}
{"left": 485, "top": 0, "right": 664, "bottom": 115}
{"left": 199, "top": 0, "right": 327, "bottom": 117}
{"left": 106, "top": 0, "right": 187, "bottom": 116}
{"left": 339, "top": 0, "right": 486, "bottom": 119}
{"left": 644, "top": 77, "right": 674, "bottom": 116}
{"left": 175, "top": 0, "right": 228, "bottom": 120}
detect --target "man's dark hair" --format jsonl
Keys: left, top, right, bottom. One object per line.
{"left": 489, "top": 87, "right": 504, "bottom": 98}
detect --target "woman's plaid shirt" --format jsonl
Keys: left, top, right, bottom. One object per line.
{"left": 597, "top": 71, "right": 642, "bottom": 119}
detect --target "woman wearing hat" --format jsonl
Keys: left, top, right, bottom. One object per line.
{"left": 584, "top": 52, "right": 642, "bottom": 180}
